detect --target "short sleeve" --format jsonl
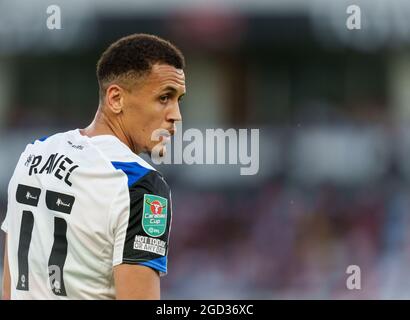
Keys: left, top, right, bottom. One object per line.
{"left": 112, "top": 169, "right": 172, "bottom": 276}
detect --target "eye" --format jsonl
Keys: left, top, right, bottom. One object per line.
{"left": 159, "top": 95, "right": 169, "bottom": 104}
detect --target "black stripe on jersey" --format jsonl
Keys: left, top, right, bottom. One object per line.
{"left": 48, "top": 217, "right": 68, "bottom": 296}
{"left": 122, "top": 170, "right": 172, "bottom": 267}
{"left": 16, "top": 211, "right": 34, "bottom": 291}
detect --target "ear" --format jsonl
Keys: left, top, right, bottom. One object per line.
{"left": 105, "top": 84, "right": 124, "bottom": 114}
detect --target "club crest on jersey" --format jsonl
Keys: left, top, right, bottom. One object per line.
{"left": 142, "top": 194, "right": 167, "bottom": 237}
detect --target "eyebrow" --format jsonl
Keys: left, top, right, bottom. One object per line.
{"left": 161, "top": 86, "right": 185, "bottom": 96}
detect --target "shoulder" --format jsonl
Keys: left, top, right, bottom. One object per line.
{"left": 112, "top": 160, "right": 169, "bottom": 196}
{"left": 15, "top": 130, "right": 69, "bottom": 166}
{"left": 107, "top": 147, "right": 163, "bottom": 189}
{"left": 103, "top": 141, "right": 168, "bottom": 193}
{"left": 128, "top": 170, "right": 170, "bottom": 195}
{"left": 81, "top": 133, "right": 163, "bottom": 186}
{"left": 29, "top": 129, "right": 76, "bottom": 146}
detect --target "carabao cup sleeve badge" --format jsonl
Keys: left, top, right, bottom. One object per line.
{"left": 142, "top": 194, "right": 168, "bottom": 237}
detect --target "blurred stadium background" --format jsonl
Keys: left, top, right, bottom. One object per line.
{"left": 2, "top": 0, "right": 410, "bottom": 299}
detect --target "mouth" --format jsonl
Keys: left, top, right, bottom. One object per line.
{"left": 152, "top": 127, "right": 176, "bottom": 147}
{"left": 167, "top": 128, "right": 176, "bottom": 136}
{"left": 158, "top": 130, "right": 173, "bottom": 144}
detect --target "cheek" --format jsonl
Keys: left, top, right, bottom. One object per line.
{"left": 126, "top": 103, "right": 154, "bottom": 127}
{"left": 146, "top": 122, "right": 163, "bottom": 141}
{"left": 148, "top": 107, "right": 167, "bottom": 126}
{"left": 127, "top": 101, "right": 166, "bottom": 134}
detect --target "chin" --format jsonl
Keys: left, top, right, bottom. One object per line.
{"left": 158, "top": 145, "right": 167, "bottom": 157}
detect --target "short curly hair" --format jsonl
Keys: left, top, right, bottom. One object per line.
{"left": 96, "top": 33, "right": 185, "bottom": 100}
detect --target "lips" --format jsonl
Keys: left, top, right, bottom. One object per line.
{"left": 152, "top": 127, "right": 175, "bottom": 145}
{"left": 159, "top": 130, "right": 172, "bottom": 144}
{"left": 167, "top": 127, "right": 176, "bottom": 136}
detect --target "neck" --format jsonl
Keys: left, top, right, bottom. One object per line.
{"left": 80, "top": 106, "right": 141, "bottom": 154}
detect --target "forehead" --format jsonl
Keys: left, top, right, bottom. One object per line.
{"left": 142, "top": 63, "right": 186, "bottom": 93}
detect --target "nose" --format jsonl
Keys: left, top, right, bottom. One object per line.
{"left": 167, "top": 102, "right": 182, "bottom": 123}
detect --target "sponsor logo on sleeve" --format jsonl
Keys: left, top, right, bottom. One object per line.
{"left": 142, "top": 194, "right": 168, "bottom": 237}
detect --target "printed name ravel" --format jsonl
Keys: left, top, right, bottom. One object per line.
{"left": 28, "top": 153, "right": 79, "bottom": 187}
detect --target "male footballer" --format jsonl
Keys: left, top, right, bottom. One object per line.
{"left": 1, "top": 33, "right": 185, "bottom": 299}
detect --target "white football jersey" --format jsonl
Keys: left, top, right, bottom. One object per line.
{"left": 1, "top": 129, "right": 173, "bottom": 300}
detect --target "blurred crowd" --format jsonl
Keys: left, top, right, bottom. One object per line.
{"left": 162, "top": 175, "right": 410, "bottom": 299}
